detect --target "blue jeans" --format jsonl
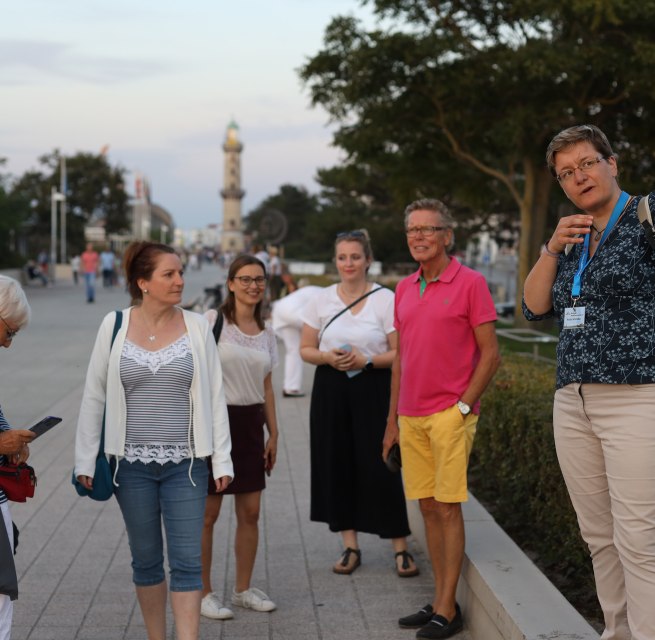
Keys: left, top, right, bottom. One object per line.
{"left": 114, "top": 458, "right": 208, "bottom": 591}
{"left": 84, "top": 272, "right": 96, "bottom": 302}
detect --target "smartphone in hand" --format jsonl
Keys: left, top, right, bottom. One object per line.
{"left": 29, "top": 416, "right": 62, "bottom": 439}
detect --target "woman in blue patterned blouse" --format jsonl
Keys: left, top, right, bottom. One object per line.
{"left": 523, "top": 124, "right": 655, "bottom": 640}
{"left": 0, "top": 275, "right": 35, "bottom": 639}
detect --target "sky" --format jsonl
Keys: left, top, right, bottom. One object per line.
{"left": 1, "top": 0, "right": 375, "bottom": 231}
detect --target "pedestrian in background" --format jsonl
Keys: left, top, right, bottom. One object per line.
{"left": 200, "top": 255, "right": 279, "bottom": 620}
{"left": 75, "top": 241, "right": 232, "bottom": 640}
{"left": 0, "top": 275, "right": 36, "bottom": 640}
{"left": 268, "top": 247, "right": 283, "bottom": 301}
{"left": 99, "top": 246, "right": 116, "bottom": 288}
{"left": 70, "top": 254, "right": 80, "bottom": 285}
{"left": 80, "top": 243, "right": 99, "bottom": 303}
{"left": 271, "top": 285, "right": 322, "bottom": 397}
{"left": 524, "top": 124, "right": 655, "bottom": 640}
{"left": 300, "top": 231, "right": 417, "bottom": 578}
{"left": 385, "top": 199, "right": 499, "bottom": 639}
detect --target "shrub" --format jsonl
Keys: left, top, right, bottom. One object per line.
{"left": 469, "top": 353, "right": 601, "bottom": 625}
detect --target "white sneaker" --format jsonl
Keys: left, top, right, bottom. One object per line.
{"left": 231, "top": 587, "right": 276, "bottom": 612}
{"left": 201, "top": 592, "right": 234, "bottom": 620}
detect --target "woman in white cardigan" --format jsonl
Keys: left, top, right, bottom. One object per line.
{"left": 75, "top": 241, "right": 232, "bottom": 640}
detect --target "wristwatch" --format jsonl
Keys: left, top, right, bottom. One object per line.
{"left": 456, "top": 400, "right": 471, "bottom": 416}
{"left": 364, "top": 358, "right": 374, "bottom": 371}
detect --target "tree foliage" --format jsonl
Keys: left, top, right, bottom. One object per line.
{"left": 9, "top": 150, "right": 130, "bottom": 261}
{"left": 0, "top": 160, "right": 30, "bottom": 268}
{"left": 300, "top": 0, "right": 655, "bottom": 305}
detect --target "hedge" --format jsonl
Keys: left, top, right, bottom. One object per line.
{"left": 468, "top": 353, "right": 601, "bottom": 626}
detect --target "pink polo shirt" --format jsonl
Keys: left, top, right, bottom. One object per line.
{"left": 394, "top": 258, "right": 497, "bottom": 416}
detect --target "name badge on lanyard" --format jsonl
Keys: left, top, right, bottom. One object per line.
{"left": 563, "top": 191, "right": 630, "bottom": 330}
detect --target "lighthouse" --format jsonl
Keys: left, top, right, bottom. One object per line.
{"left": 220, "top": 120, "right": 245, "bottom": 253}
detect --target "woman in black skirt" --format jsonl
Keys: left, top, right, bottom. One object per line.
{"left": 200, "top": 255, "right": 280, "bottom": 620}
{"left": 300, "top": 230, "right": 418, "bottom": 577}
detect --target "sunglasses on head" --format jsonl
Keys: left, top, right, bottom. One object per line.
{"left": 336, "top": 230, "right": 366, "bottom": 240}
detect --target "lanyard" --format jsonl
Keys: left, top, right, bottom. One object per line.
{"left": 571, "top": 191, "right": 630, "bottom": 301}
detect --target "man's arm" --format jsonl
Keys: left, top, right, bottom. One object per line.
{"left": 382, "top": 337, "right": 402, "bottom": 460}
{"left": 459, "top": 321, "right": 501, "bottom": 408}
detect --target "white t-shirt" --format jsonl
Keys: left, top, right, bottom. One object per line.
{"left": 301, "top": 283, "right": 394, "bottom": 357}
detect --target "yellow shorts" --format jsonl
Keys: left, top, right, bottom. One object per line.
{"left": 399, "top": 405, "right": 478, "bottom": 503}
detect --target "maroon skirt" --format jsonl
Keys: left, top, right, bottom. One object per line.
{"left": 207, "top": 404, "right": 266, "bottom": 495}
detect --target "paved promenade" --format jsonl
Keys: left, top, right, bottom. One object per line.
{"left": 3, "top": 265, "right": 466, "bottom": 640}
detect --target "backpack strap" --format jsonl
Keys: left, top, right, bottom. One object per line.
{"left": 637, "top": 196, "right": 655, "bottom": 251}
{"left": 212, "top": 312, "right": 224, "bottom": 344}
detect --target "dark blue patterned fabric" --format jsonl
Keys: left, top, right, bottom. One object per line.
{"left": 0, "top": 405, "right": 10, "bottom": 504}
{"left": 524, "top": 194, "right": 655, "bottom": 389}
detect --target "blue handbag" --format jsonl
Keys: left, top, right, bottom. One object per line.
{"left": 71, "top": 311, "right": 122, "bottom": 501}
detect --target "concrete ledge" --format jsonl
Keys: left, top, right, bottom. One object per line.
{"left": 407, "top": 494, "right": 600, "bottom": 640}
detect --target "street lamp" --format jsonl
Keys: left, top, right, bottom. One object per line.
{"left": 60, "top": 156, "right": 67, "bottom": 264}
{"left": 50, "top": 187, "right": 64, "bottom": 284}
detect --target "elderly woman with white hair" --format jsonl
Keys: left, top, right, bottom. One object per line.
{"left": 0, "top": 275, "right": 35, "bottom": 640}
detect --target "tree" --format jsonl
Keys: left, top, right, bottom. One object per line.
{"left": 0, "top": 160, "right": 29, "bottom": 268}
{"left": 12, "top": 150, "right": 130, "bottom": 259}
{"left": 245, "top": 185, "right": 320, "bottom": 258}
{"left": 300, "top": 0, "right": 655, "bottom": 309}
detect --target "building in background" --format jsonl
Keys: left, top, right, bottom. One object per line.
{"left": 220, "top": 120, "right": 245, "bottom": 253}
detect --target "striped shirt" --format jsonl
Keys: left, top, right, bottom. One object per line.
{"left": 0, "top": 406, "right": 10, "bottom": 504}
{"left": 120, "top": 334, "right": 194, "bottom": 464}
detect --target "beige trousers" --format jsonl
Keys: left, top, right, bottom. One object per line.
{"left": 554, "top": 383, "right": 655, "bottom": 640}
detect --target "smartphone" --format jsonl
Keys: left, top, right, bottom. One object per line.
{"left": 29, "top": 416, "right": 62, "bottom": 438}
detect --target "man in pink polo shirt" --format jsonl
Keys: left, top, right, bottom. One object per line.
{"left": 383, "top": 198, "right": 500, "bottom": 639}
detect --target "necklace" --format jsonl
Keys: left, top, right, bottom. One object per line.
{"left": 140, "top": 310, "right": 160, "bottom": 343}
{"left": 339, "top": 283, "right": 367, "bottom": 301}
{"left": 590, "top": 223, "right": 606, "bottom": 241}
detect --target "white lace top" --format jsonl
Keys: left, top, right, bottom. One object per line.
{"left": 206, "top": 312, "right": 278, "bottom": 405}
{"left": 120, "top": 334, "right": 194, "bottom": 464}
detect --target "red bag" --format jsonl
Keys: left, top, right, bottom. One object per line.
{"left": 0, "top": 464, "right": 37, "bottom": 502}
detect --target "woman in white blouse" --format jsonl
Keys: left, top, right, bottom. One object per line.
{"left": 75, "top": 241, "right": 232, "bottom": 640}
{"left": 200, "top": 255, "right": 279, "bottom": 620}
{"left": 299, "top": 231, "right": 417, "bottom": 577}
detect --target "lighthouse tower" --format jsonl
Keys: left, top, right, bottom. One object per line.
{"left": 220, "top": 120, "right": 245, "bottom": 253}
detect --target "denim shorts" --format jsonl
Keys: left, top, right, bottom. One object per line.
{"left": 114, "top": 458, "right": 208, "bottom": 591}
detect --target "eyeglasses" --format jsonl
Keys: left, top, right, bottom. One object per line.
{"left": 0, "top": 315, "right": 19, "bottom": 340}
{"left": 405, "top": 226, "right": 446, "bottom": 238}
{"left": 556, "top": 156, "right": 606, "bottom": 183}
{"left": 233, "top": 276, "right": 267, "bottom": 287}
{"left": 336, "top": 230, "right": 366, "bottom": 240}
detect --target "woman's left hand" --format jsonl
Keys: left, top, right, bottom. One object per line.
{"left": 264, "top": 434, "right": 278, "bottom": 476}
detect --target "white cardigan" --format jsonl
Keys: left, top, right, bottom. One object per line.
{"left": 74, "top": 307, "right": 233, "bottom": 483}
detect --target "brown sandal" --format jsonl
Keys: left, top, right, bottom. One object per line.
{"left": 333, "top": 547, "right": 361, "bottom": 575}
{"left": 395, "top": 550, "right": 419, "bottom": 577}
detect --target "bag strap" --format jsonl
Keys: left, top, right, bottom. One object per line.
{"left": 99, "top": 311, "right": 123, "bottom": 455}
{"left": 212, "top": 312, "right": 224, "bottom": 344}
{"left": 318, "top": 286, "right": 383, "bottom": 345}
{"left": 637, "top": 196, "right": 655, "bottom": 251}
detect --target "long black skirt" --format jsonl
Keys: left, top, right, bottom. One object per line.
{"left": 309, "top": 365, "right": 411, "bottom": 539}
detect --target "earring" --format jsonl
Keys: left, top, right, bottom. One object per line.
{"left": 143, "top": 289, "right": 148, "bottom": 294}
